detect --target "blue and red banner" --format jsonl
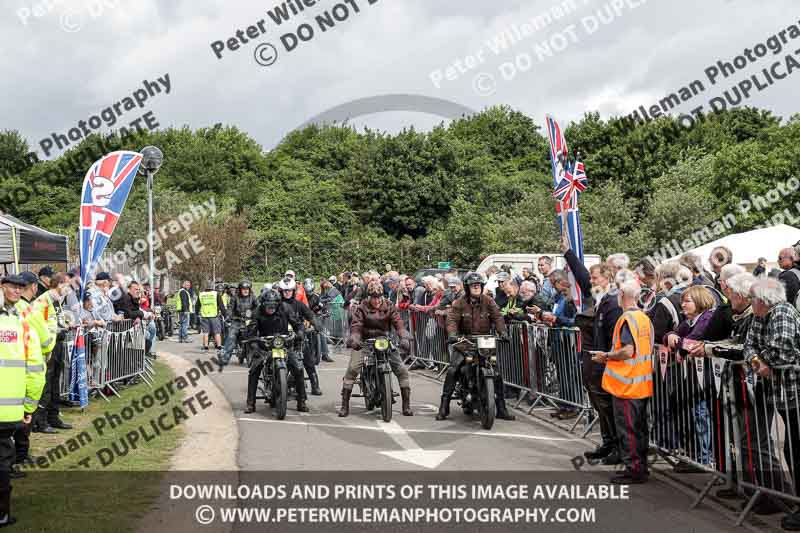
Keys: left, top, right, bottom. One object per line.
{"left": 545, "top": 116, "right": 588, "bottom": 310}
{"left": 79, "top": 151, "right": 142, "bottom": 290}
{"left": 71, "top": 150, "right": 143, "bottom": 406}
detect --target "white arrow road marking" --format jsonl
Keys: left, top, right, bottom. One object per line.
{"left": 377, "top": 419, "right": 453, "bottom": 469}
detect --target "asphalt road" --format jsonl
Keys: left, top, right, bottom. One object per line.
{"left": 162, "top": 334, "right": 757, "bottom": 533}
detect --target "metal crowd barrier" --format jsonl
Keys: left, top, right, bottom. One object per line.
{"left": 319, "top": 303, "right": 349, "bottom": 344}
{"left": 407, "top": 310, "right": 450, "bottom": 373}
{"left": 59, "top": 319, "right": 150, "bottom": 402}
{"left": 723, "top": 363, "right": 800, "bottom": 525}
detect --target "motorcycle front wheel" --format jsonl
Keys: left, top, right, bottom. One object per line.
{"left": 275, "top": 367, "right": 288, "bottom": 420}
{"left": 480, "top": 376, "right": 495, "bottom": 430}
{"left": 380, "top": 372, "right": 393, "bottom": 423}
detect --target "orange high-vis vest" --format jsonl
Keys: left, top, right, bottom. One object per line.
{"left": 602, "top": 310, "right": 655, "bottom": 399}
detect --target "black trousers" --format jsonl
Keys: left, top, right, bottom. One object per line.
{"left": 442, "top": 349, "right": 508, "bottom": 407}
{"left": 581, "top": 353, "right": 616, "bottom": 448}
{"left": 12, "top": 423, "right": 29, "bottom": 464}
{"left": 0, "top": 426, "right": 15, "bottom": 517}
{"left": 613, "top": 396, "right": 649, "bottom": 477}
{"left": 247, "top": 349, "right": 305, "bottom": 407}
{"left": 35, "top": 345, "right": 63, "bottom": 427}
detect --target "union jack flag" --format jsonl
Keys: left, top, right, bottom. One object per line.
{"left": 553, "top": 158, "right": 588, "bottom": 212}
{"left": 545, "top": 115, "right": 569, "bottom": 188}
{"left": 545, "top": 116, "right": 588, "bottom": 310}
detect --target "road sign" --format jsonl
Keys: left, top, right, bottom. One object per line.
{"left": 438, "top": 261, "right": 451, "bottom": 269}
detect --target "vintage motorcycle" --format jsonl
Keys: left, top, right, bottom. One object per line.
{"left": 450, "top": 335, "right": 500, "bottom": 430}
{"left": 359, "top": 336, "right": 395, "bottom": 423}
{"left": 249, "top": 332, "right": 295, "bottom": 420}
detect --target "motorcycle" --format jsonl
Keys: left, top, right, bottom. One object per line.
{"left": 249, "top": 332, "right": 294, "bottom": 420}
{"left": 450, "top": 335, "right": 500, "bottom": 430}
{"left": 154, "top": 305, "right": 165, "bottom": 341}
{"left": 229, "top": 310, "right": 256, "bottom": 365}
{"left": 154, "top": 305, "right": 173, "bottom": 340}
{"left": 359, "top": 337, "right": 395, "bottom": 423}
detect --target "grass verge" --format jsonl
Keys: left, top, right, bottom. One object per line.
{"left": 12, "top": 360, "right": 186, "bottom": 533}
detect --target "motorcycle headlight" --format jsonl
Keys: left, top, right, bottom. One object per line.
{"left": 490, "top": 355, "right": 497, "bottom": 363}
{"left": 245, "top": 310, "right": 252, "bottom": 318}
{"left": 375, "top": 338, "right": 390, "bottom": 351}
{"left": 477, "top": 336, "right": 496, "bottom": 350}
{"left": 465, "top": 356, "right": 473, "bottom": 363}
{"left": 273, "top": 337, "right": 285, "bottom": 348}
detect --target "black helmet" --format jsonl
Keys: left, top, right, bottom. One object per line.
{"left": 463, "top": 271, "right": 485, "bottom": 288}
{"left": 238, "top": 280, "right": 252, "bottom": 290}
{"left": 260, "top": 289, "right": 281, "bottom": 311}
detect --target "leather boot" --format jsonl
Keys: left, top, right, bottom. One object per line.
{"left": 401, "top": 387, "right": 413, "bottom": 416}
{"left": 435, "top": 394, "right": 450, "bottom": 421}
{"left": 496, "top": 398, "right": 516, "bottom": 421}
{"left": 296, "top": 399, "right": 309, "bottom": 413}
{"left": 309, "top": 369, "right": 322, "bottom": 396}
{"left": 0, "top": 486, "right": 13, "bottom": 528}
{"left": 338, "top": 388, "right": 351, "bottom": 418}
{"left": 244, "top": 404, "right": 255, "bottom": 414}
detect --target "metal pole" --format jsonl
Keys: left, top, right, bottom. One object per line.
{"left": 147, "top": 171, "right": 155, "bottom": 293}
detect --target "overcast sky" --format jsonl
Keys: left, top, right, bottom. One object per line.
{"left": 2, "top": 0, "right": 796, "bottom": 159}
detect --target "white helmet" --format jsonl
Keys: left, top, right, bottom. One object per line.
{"left": 277, "top": 277, "right": 296, "bottom": 292}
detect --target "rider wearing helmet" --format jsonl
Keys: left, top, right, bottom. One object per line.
{"left": 220, "top": 280, "right": 258, "bottom": 368}
{"left": 284, "top": 270, "right": 309, "bottom": 306}
{"left": 304, "top": 279, "right": 322, "bottom": 314}
{"left": 245, "top": 289, "right": 307, "bottom": 414}
{"left": 278, "top": 277, "right": 323, "bottom": 396}
{"left": 437, "top": 272, "right": 516, "bottom": 421}
{"left": 340, "top": 281, "right": 414, "bottom": 417}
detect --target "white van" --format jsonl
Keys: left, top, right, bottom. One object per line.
{"left": 476, "top": 253, "right": 602, "bottom": 279}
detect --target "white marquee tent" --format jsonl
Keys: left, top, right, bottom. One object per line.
{"left": 668, "top": 224, "right": 800, "bottom": 271}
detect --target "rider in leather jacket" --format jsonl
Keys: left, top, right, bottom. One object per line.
{"left": 277, "top": 277, "right": 323, "bottom": 396}
{"left": 245, "top": 290, "right": 308, "bottom": 414}
{"left": 436, "top": 271, "right": 516, "bottom": 422}
{"left": 220, "top": 280, "right": 258, "bottom": 368}
{"left": 339, "top": 281, "right": 414, "bottom": 417}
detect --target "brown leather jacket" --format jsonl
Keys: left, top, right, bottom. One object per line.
{"left": 446, "top": 293, "right": 507, "bottom": 337}
{"left": 348, "top": 299, "right": 409, "bottom": 343}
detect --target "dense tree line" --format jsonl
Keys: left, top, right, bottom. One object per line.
{"left": 1, "top": 105, "right": 798, "bottom": 281}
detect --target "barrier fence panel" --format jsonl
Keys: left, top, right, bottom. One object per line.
{"left": 58, "top": 319, "right": 148, "bottom": 402}
{"left": 496, "top": 322, "right": 530, "bottom": 400}
{"left": 320, "top": 303, "right": 349, "bottom": 344}
{"left": 726, "top": 363, "right": 800, "bottom": 524}
{"left": 407, "top": 310, "right": 449, "bottom": 370}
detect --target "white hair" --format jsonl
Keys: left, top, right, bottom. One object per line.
{"left": 520, "top": 281, "right": 536, "bottom": 293}
{"left": 751, "top": 278, "right": 787, "bottom": 307}
{"left": 615, "top": 269, "right": 636, "bottom": 287}
{"left": 607, "top": 253, "right": 630, "bottom": 270}
{"left": 680, "top": 252, "right": 704, "bottom": 274}
{"left": 619, "top": 280, "right": 642, "bottom": 301}
{"left": 719, "top": 263, "right": 745, "bottom": 282}
{"left": 726, "top": 273, "right": 756, "bottom": 299}
{"left": 549, "top": 269, "right": 568, "bottom": 283}
{"left": 655, "top": 260, "right": 681, "bottom": 286}
{"left": 676, "top": 266, "right": 693, "bottom": 285}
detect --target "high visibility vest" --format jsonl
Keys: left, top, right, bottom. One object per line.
{"left": 175, "top": 288, "right": 189, "bottom": 312}
{"left": 295, "top": 285, "right": 308, "bottom": 306}
{"left": 602, "top": 310, "right": 654, "bottom": 399}
{"left": 0, "top": 310, "right": 45, "bottom": 422}
{"left": 16, "top": 299, "right": 54, "bottom": 355}
{"left": 222, "top": 293, "right": 230, "bottom": 308}
{"left": 34, "top": 292, "right": 58, "bottom": 355}
{"left": 199, "top": 291, "right": 218, "bottom": 318}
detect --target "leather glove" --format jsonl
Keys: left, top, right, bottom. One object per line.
{"left": 347, "top": 337, "right": 362, "bottom": 351}
{"left": 399, "top": 338, "right": 411, "bottom": 352}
